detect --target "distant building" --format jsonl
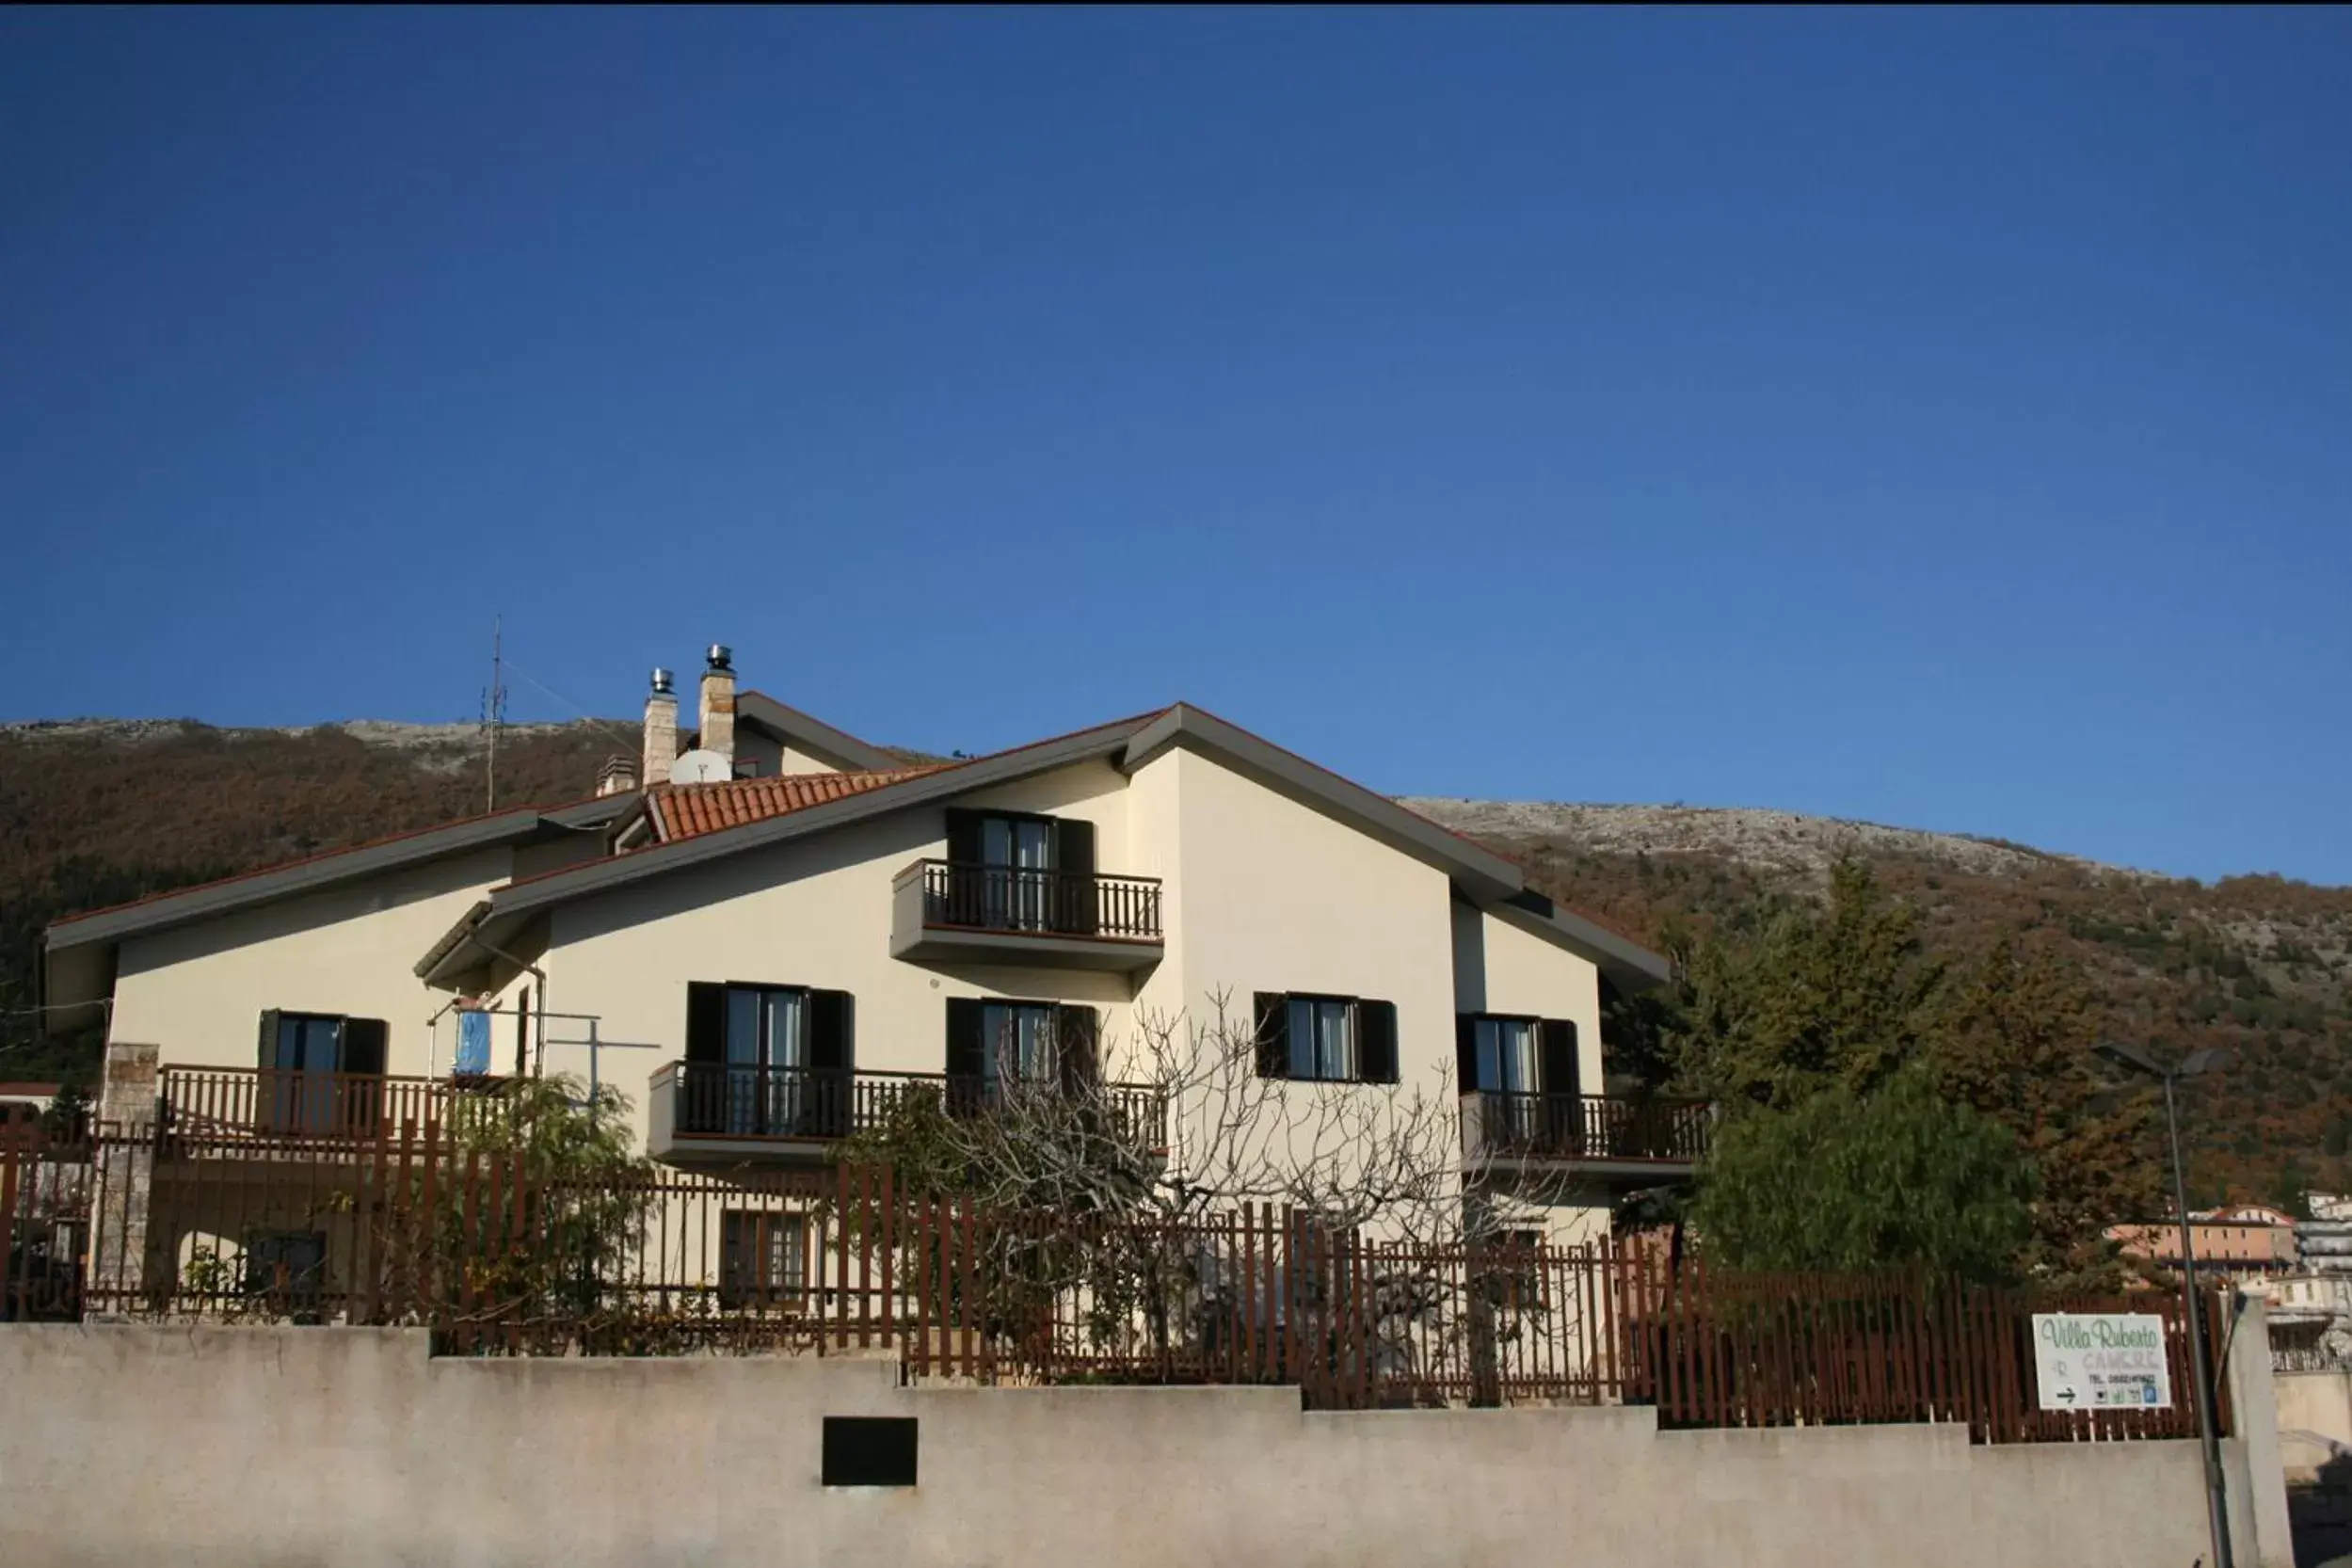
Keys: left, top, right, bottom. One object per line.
{"left": 2106, "top": 1212, "right": 2297, "bottom": 1275}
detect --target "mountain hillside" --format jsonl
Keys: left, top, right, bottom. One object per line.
{"left": 1404, "top": 796, "right": 2352, "bottom": 1208}
{"left": 4, "top": 719, "right": 2344, "bottom": 1206}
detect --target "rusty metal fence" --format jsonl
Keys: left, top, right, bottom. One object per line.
{"left": 2, "top": 1127, "right": 92, "bottom": 1321}
{"left": 12, "top": 1116, "right": 2232, "bottom": 1442}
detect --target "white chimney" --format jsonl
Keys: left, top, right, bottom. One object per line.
{"left": 697, "top": 644, "right": 735, "bottom": 763}
{"left": 643, "top": 668, "right": 678, "bottom": 785}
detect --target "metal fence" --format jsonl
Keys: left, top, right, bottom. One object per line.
{"left": 2, "top": 1128, "right": 91, "bottom": 1321}
{"left": 13, "top": 1116, "right": 2232, "bottom": 1441}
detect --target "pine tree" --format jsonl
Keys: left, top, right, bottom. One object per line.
{"left": 1671, "top": 858, "right": 1946, "bottom": 1110}
{"left": 1931, "top": 938, "right": 2165, "bottom": 1288}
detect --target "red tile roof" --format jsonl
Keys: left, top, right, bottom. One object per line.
{"left": 648, "top": 768, "right": 942, "bottom": 841}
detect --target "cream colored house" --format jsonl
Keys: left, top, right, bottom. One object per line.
{"left": 44, "top": 648, "right": 1687, "bottom": 1256}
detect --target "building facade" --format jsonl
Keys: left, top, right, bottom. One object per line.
{"left": 44, "top": 649, "right": 1691, "bottom": 1301}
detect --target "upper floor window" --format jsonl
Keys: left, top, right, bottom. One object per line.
{"left": 685, "top": 983, "right": 855, "bottom": 1077}
{"left": 1252, "top": 992, "right": 1399, "bottom": 1084}
{"left": 682, "top": 983, "right": 856, "bottom": 1139}
{"left": 257, "top": 1011, "right": 388, "bottom": 1078}
{"left": 1455, "top": 1014, "right": 1579, "bottom": 1098}
{"left": 945, "top": 998, "right": 1100, "bottom": 1095}
{"left": 942, "top": 809, "right": 1096, "bottom": 934}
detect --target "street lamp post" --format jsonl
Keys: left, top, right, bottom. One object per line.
{"left": 2097, "top": 1042, "right": 2234, "bottom": 1568}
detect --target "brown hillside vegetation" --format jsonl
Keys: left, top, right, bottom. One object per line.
{"left": 1405, "top": 798, "right": 2352, "bottom": 1210}
{"left": 2, "top": 721, "right": 2343, "bottom": 1209}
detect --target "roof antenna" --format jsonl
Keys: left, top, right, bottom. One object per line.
{"left": 482, "top": 615, "right": 506, "bottom": 811}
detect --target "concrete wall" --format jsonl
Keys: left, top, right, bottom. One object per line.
{"left": 2278, "top": 1367, "right": 2352, "bottom": 1480}
{"left": 0, "top": 1324, "right": 2276, "bottom": 1568}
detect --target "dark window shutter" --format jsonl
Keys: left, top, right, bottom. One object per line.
{"left": 1254, "top": 993, "right": 1288, "bottom": 1079}
{"left": 1056, "top": 1005, "right": 1100, "bottom": 1094}
{"left": 808, "top": 990, "right": 853, "bottom": 1073}
{"left": 257, "top": 1008, "right": 282, "bottom": 1070}
{"left": 338, "top": 1018, "right": 388, "bottom": 1134}
{"left": 1052, "top": 818, "right": 1097, "bottom": 935}
{"left": 945, "top": 998, "right": 984, "bottom": 1081}
{"left": 515, "top": 986, "right": 533, "bottom": 1079}
{"left": 685, "top": 983, "right": 728, "bottom": 1066}
{"left": 342, "top": 1018, "right": 389, "bottom": 1077}
{"left": 1358, "top": 1000, "right": 1399, "bottom": 1084}
{"left": 1539, "top": 1019, "right": 1579, "bottom": 1100}
{"left": 945, "top": 809, "right": 984, "bottom": 867}
{"left": 1456, "top": 1015, "right": 1480, "bottom": 1093}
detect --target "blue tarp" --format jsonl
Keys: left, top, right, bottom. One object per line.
{"left": 455, "top": 1010, "right": 492, "bottom": 1077}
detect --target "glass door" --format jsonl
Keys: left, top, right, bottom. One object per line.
{"left": 270, "top": 1015, "right": 344, "bottom": 1133}
{"left": 724, "top": 986, "right": 806, "bottom": 1135}
{"left": 980, "top": 1002, "right": 1057, "bottom": 1099}
{"left": 1474, "top": 1018, "right": 1541, "bottom": 1143}
{"left": 981, "top": 817, "right": 1054, "bottom": 931}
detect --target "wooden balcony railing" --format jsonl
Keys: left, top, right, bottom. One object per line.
{"left": 1465, "top": 1091, "right": 1713, "bottom": 1166}
{"left": 903, "top": 860, "right": 1162, "bottom": 942}
{"left": 156, "top": 1065, "right": 513, "bottom": 1146}
{"left": 656, "top": 1063, "right": 1166, "bottom": 1150}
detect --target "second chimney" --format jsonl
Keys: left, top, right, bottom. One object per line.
{"left": 643, "top": 667, "right": 678, "bottom": 785}
{"left": 698, "top": 644, "right": 735, "bottom": 763}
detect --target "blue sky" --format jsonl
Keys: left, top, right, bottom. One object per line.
{"left": 4, "top": 9, "right": 2347, "bottom": 884}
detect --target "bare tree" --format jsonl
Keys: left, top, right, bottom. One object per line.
{"left": 846, "top": 992, "right": 1602, "bottom": 1402}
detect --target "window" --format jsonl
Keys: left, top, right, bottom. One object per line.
{"left": 683, "top": 984, "right": 855, "bottom": 1137}
{"left": 1455, "top": 1016, "right": 1579, "bottom": 1096}
{"left": 1473, "top": 1018, "right": 1539, "bottom": 1095}
{"left": 1485, "top": 1229, "right": 1548, "bottom": 1312}
{"left": 243, "top": 1228, "right": 328, "bottom": 1303}
{"left": 1292, "top": 998, "right": 1353, "bottom": 1080}
{"left": 982, "top": 1002, "right": 1057, "bottom": 1084}
{"left": 940, "top": 810, "right": 1097, "bottom": 935}
{"left": 1252, "top": 993, "right": 1399, "bottom": 1083}
{"left": 720, "top": 1210, "right": 808, "bottom": 1308}
{"left": 1456, "top": 1015, "right": 1581, "bottom": 1148}
{"left": 945, "top": 999, "right": 1099, "bottom": 1103}
{"left": 253, "top": 1011, "right": 388, "bottom": 1133}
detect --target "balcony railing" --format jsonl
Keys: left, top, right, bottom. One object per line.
{"left": 904, "top": 861, "right": 1162, "bottom": 942}
{"left": 652, "top": 1063, "right": 1166, "bottom": 1153}
{"left": 1463, "top": 1091, "right": 1712, "bottom": 1168}
{"left": 156, "top": 1066, "right": 514, "bottom": 1147}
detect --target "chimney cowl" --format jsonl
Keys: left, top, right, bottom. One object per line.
{"left": 705, "top": 644, "right": 732, "bottom": 673}
{"left": 649, "top": 666, "right": 675, "bottom": 696}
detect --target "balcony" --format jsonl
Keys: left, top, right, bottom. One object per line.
{"left": 889, "top": 860, "right": 1164, "bottom": 972}
{"left": 647, "top": 1062, "right": 1166, "bottom": 1163}
{"left": 1460, "top": 1091, "right": 1712, "bottom": 1183}
{"left": 154, "top": 1066, "right": 520, "bottom": 1155}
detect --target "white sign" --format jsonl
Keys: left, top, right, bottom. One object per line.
{"left": 2031, "top": 1313, "right": 2172, "bottom": 1413}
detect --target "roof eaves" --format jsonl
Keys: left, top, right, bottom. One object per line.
{"left": 734, "top": 691, "right": 900, "bottom": 772}
{"left": 1116, "top": 704, "right": 1526, "bottom": 899}
{"left": 413, "top": 900, "right": 492, "bottom": 982}
{"left": 45, "top": 808, "right": 548, "bottom": 952}
{"left": 1491, "top": 890, "right": 1672, "bottom": 992}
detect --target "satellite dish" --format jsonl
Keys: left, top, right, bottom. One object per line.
{"left": 668, "top": 748, "right": 732, "bottom": 784}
